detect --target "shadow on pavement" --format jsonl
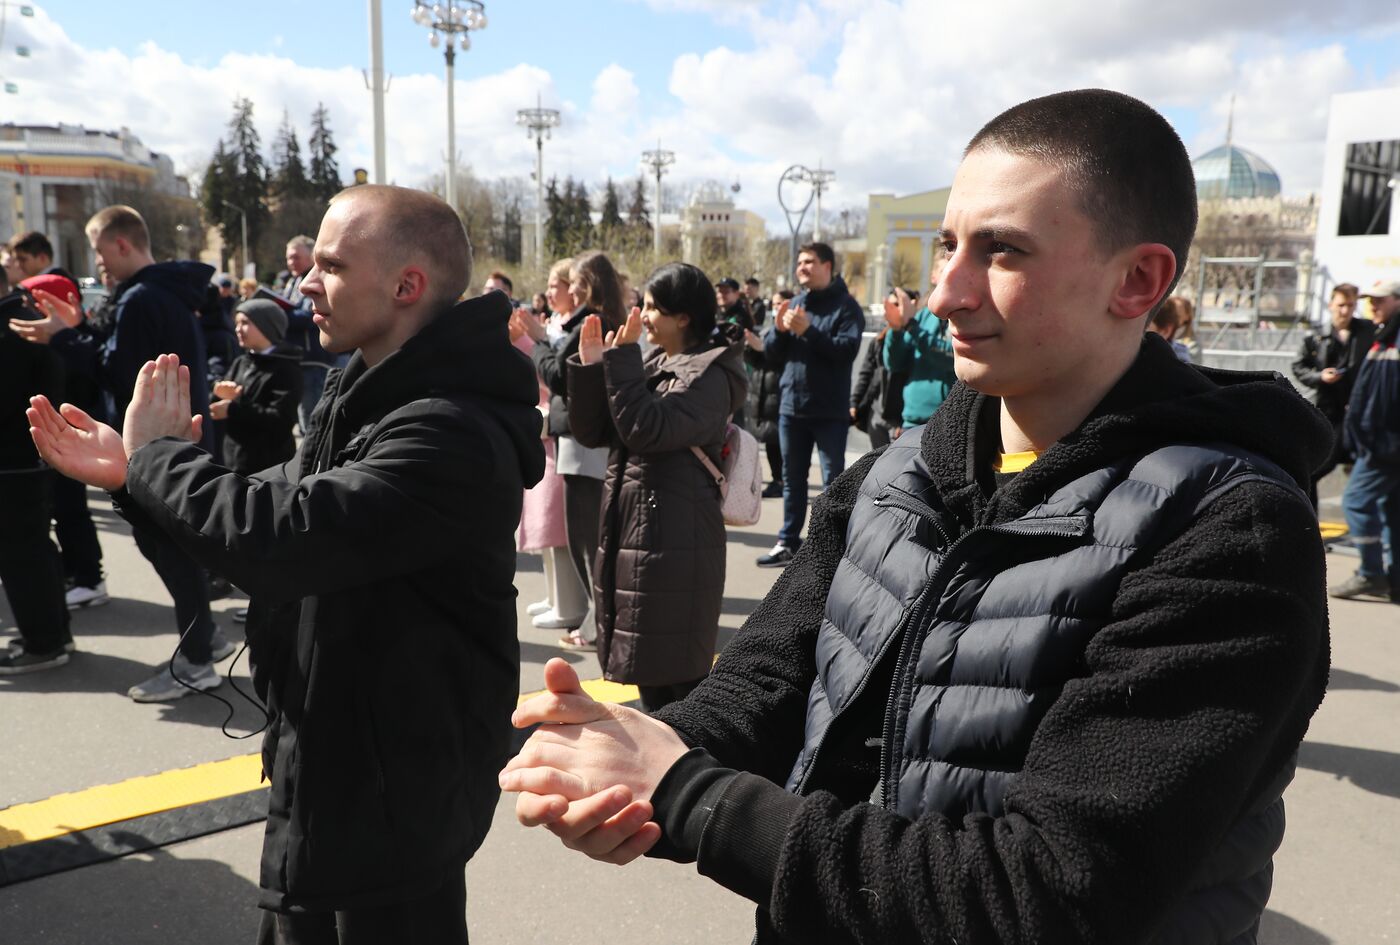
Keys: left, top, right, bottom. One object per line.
{"left": 1326, "top": 668, "right": 1400, "bottom": 693}
{"left": 1259, "top": 910, "right": 1332, "bottom": 944}
{"left": 1298, "top": 740, "right": 1400, "bottom": 800}
{"left": 724, "top": 530, "right": 783, "bottom": 550}
{"left": 65, "top": 597, "right": 214, "bottom": 639}
{"left": 519, "top": 640, "right": 590, "bottom": 666}
{"left": 0, "top": 833, "right": 262, "bottom": 945}
{"left": 0, "top": 650, "right": 169, "bottom": 696}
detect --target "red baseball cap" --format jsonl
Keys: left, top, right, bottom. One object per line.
{"left": 20, "top": 273, "right": 80, "bottom": 306}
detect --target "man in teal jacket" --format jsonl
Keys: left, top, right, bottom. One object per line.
{"left": 882, "top": 261, "right": 955, "bottom": 428}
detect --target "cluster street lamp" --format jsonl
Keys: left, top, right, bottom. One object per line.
{"left": 778, "top": 162, "right": 836, "bottom": 275}
{"left": 516, "top": 95, "right": 561, "bottom": 270}
{"left": 411, "top": 0, "right": 488, "bottom": 212}
{"left": 640, "top": 143, "right": 676, "bottom": 258}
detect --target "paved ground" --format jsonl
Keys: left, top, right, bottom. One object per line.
{"left": 1, "top": 467, "right": 1396, "bottom": 944}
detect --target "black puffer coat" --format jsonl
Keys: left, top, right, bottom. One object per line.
{"left": 115, "top": 292, "right": 545, "bottom": 912}
{"left": 567, "top": 342, "right": 747, "bottom": 686}
{"left": 219, "top": 341, "right": 304, "bottom": 475}
{"left": 743, "top": 344, "right": 783, "bottom": 443}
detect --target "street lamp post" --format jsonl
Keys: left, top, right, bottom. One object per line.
{"left": 367, "top": 0, "right": 387, "bottom": 184}
{"left": 516, "top": 95, "right": 561, "bottom": 270}
{"left": 222, "top": 199, "right": 249, "bottom": 279}
{"left": 640, "top": 143, "right": 675, "bottom": 259}
{"left": 777, "top": 163, "right": 836, "bottom": 275}
{"left": 799, "top": 163, "right": 836, "bottom": 241}
{"left": 411, "top": 0, "right": 488, "bottom": 212}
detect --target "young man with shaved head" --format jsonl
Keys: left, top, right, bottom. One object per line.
{"left": 500, "top": 91, "right": 1331, "bottom": 944}
{"left": 30, "top": 184, "right": 545, "bottom": 942}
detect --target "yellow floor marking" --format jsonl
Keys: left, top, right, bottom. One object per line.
{"left": 0, "top": 676, "right": 639, "bottom": 850}
{"left": 0, "top": 753, "right": 264, "bottom": 849}
{"left": 1320, "top": 521, "right": 1348, "bottom": 541}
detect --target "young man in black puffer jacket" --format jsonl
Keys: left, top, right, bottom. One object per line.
{"left": 500, "top": 90, "right": 1332, "bottom": 945}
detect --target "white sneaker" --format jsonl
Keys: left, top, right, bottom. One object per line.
{"left": 66, "top": 581, "right": 110, "bottom": 610}
{"left": 526, "top": 599, "right": 553, "bottom": 617}
{"left": 531, "top": 608, "right": 585, "bottom": 630}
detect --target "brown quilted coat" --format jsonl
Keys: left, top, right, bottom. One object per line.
{"left": 567, "top": 341, "right": 747, "bottom": 686}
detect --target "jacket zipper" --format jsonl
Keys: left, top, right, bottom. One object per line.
{"left": 877, "top": 515, "right": 1088, "bottom": 812}
{"left": 792, "top": 491, "right": 953, "bottom": 795}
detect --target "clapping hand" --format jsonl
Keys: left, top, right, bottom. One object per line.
{"left": 213, "top": 380, "right": 243, "bottom": 402}
{"left": 786, "top": 305, "right": 810, "bottom": 336}
{"left": 883, "top": 287, "right": 915, "bottom": 330}
{"left": 774, "top": 299, "right": 792, "bottom": 333}
{"left": 499, "top": 658, "right": 689, "bottom": 865}
{"left": 122, "top": 354, "right": 204, "bottom": 456}
{"left": 26, "top": 397, "right": 129, "bottom": 491}
{"left": 613, "top": 307, "right": 644, "bottom": 346}
{"left": 743, "top": 329, "right": 764, "bottom": 352}
{"left": 8, "top": 288, "right": 83, "bottom": 345}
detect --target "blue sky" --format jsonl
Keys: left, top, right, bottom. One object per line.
{"left": 7, "top": 1, "right": 1400, "bottom": 227}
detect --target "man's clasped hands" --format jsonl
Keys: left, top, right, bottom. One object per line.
{"left": 25, "top": 352, "right": 692, "bottom": 867}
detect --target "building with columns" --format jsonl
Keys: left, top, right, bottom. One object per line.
{"left": 680, "top": 180, "right": 766, "bottom": 264}
{"left": 863, "top": 186, "right": 952, "bottom": 305}
{"left": 0, "top": 123, "right": 187, "bottom": 273}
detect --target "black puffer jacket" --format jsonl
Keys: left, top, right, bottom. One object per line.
{"left": 115, "top": 292, "right": 545, "bottom": 912}
{"left": 650, "top": 333, "right": 1332, "bottom": 945}
{"left": 743, "top": 343, "right": 783, "bottom": 442}
{"left": 567, "top": 341, "right": 747, "bottom": 686}
{"left": 219, "top": 341, "right": 305, "bottom": 475}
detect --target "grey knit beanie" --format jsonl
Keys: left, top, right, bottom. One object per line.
{"left": 235, "top": 299, "right": 288, "bottom": 346}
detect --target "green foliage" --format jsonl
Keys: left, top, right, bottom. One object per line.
{"left": 308, "top": 103, "right": 342, "bottom": 203}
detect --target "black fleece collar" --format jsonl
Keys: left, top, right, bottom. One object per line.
{"left": 920, "top": 332, "right": 1334, "bottom": 529}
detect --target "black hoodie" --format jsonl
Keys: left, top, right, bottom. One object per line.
{"left": 650, "top": 333, "right": 1333, "bottom": 944}
{"left": 50, "top": 261, "right": 213, "bottom": 447}
{"left": 219, "top": 340, "right": 305, "bottom": 475}
{"left": 114, "top": 291, "right": 545, "bottom": 911}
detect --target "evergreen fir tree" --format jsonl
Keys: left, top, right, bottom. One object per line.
{"left": 500, "top": 197, "right": 523, "bottom": 265}
{"left": 565, "top": 177, "right": 594, "bottom": 249}
{"left": 544, "top": 177, "right": 568, "bottom": 257}
{"left": 223, "top": 98, "right": 270, "bottom": 273}
{"left": 599, "top": 177, "right": 624, "bottom": 248}
{"left": 626, "top": 175, "right": 651, "bottom": 248}
{"left": 271, "top": 110, "right": 311, "bottom": 201}
{"left": 199, "top": 138, "right": 239, "bottom": 270}
{"left": 308, "top": 103, "right": 342, "bottom": 202}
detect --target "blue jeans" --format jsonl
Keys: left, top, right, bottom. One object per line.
{"left": 779, "top": 415, "right": 849, "bottom": 546}
{"left": 1341, "top": 453, "right": 1400, "bottom": 582}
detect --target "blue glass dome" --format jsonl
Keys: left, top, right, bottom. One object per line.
{"left": 1192, "top": 145, "right": 1282, "bottom": 200}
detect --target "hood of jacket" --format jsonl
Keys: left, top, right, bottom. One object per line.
{"left": 329, "top": 290, "right": 546, "bottom": 486}
{"left": 120, "top": 261, "right": 215, "bottom": 310}
{"left": 649, "top": 340, "right": 747, "bottom": 416}
{"left": 922, "top": 331, "right": 1335, "bottom": 530}
{"left": 799, "top": 275, "right": 854, "bottom": 313}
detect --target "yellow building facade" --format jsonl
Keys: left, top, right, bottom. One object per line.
{"left": 864, "top": 187, "right": 952, "bottom": 305}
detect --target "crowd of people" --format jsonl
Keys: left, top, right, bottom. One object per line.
{"left": 0, "top": 85, "right": 1396, "bottom": 945}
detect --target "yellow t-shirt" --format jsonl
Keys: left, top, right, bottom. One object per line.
{"left": 993, "top": 450, "right": 1041, "bottom": 474}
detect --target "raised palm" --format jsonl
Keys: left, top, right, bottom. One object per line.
{"left": 27, "top": 397, "right": 129, "bottom": 491}
{"left": 578, "top": 314, "right": 606, "bottom": 365}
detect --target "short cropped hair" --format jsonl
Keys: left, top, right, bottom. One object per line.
{"left": 966, "top": 89, "right": 1198, "bottom": 302}
{"left": 487, "top": 270, "right": 514, "bottom": 294}
{"left": 1331, "top": 283, "right": 1358, "bottom": 302}
{"left": 798, "top": 242, "right": 836, "bottom": 269}
{"left": 10, "top": 231, "right": 54, "bottom": 259}
{"left": 286, "top": 235, "right": 316, "bottom": 254}
{"left": 744, "top": 277, "right": 761, "bottom": 288}
{"left": 329, "top": 185, "right": 471, "bottom": 308}
{"left": 85, "top": 205, "right": 150, "bottom": 252}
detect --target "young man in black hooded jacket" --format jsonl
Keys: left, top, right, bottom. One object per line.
{"left": 29, "top": 185, "right": 545, "bottom": 943}
{"left": 499, "top": 90, "right": 1332, "bottom": 945}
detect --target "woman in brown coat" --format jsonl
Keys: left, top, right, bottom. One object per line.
{"left": 567, "top": 263, "right": 747, "bottom": 711}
